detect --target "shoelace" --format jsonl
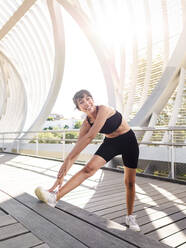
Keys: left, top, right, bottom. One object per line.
{"left": 129, "top": 215, "right": 137, "bottom": 225}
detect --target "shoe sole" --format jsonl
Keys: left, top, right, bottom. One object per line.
{"left": 125, "top": 220, "right": 140, "bottom": 232}
{"left": 35, "top": 187, "right": 47, "bottom": 203}
{"left": 126, "top": 225, "right": 140, "bottom": 232}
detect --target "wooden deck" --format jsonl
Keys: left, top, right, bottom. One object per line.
{"left": 0, "top": 153, "right": 186, "bottom": 248}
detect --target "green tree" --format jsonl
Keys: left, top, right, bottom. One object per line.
{"left": 73, "top": 121, "right": 82, "bottom": 129}
{"left": 47, "top": 117, "right": 54, "bottom": 121}
{"left": 30, "top": 132, "right": 61, "bottom": 144}
{"left": 65, "top": 132, "right": 78, "bottom": 144}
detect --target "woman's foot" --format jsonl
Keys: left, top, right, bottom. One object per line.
{"left": 35, "top": 186, "right": 57, "bottom": 207}
{"left": 126, "top": 215, "right": 140, "bottom": 232}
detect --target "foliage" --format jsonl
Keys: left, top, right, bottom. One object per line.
{"left": 30, "top": 132, "right": 61, "bottom": 144}
{"left": 30, "top": 118, "right": 104, "bottom": 144}
{"left": 47, "top": 117, "right": 54, "bottom": 121}
{"left": 73, "top": 121, "right": 83, "bottom": 129}
{"left": 64, "top": 124, "right": 69, "bottom": 129}
{"left": 95, "top": 133, "right": 104, "bottom": 140}
{"left": 65, "top": 131, "right": 78, "bottom": 144}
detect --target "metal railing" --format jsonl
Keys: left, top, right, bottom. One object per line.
{"left": 0, "top": 126, "right": 186, "bottom": 181}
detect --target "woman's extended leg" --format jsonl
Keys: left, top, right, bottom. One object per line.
{"left": 35, "top": 155, "right": 106, "bottom": 206}
{"left": 56, "top": 155, "right": 106, "bottom": 200}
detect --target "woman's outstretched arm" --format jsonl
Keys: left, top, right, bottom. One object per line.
{"left": 48, "top": 106, "right": 110, "bottom": 191}
{"left": 64, "top": 105, "right": 110, "bottom": 162}
{"left": 48, "top": 118, "right": 90, "bottom": 191}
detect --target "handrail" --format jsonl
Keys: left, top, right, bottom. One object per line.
{"left": 0, "top": 127, "right": 186, "bottom": 181}
{"left": 0, "top": 126, "right": 186, "bottom": 135}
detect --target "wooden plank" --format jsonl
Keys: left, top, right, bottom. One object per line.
{"left": 133, "top": 191, "right": 186, "bottom": 212}
{"left": 0, "top": 215, "right": 17, "bottom": 227}
{"left": 94, "top": 193, "right": 166, "bottom": 217}
{"left": 0, "top": 233, "right": 43, "bottom": 248}
{"left": 0, "top": 223, "right": 28, "bottom": 241}
{"left": 0, "top": 209, "right": 7, "bottom": 216}
{"left": 34, "top": 244, "right": 50, "bottom": 248}
{"left": 71, "top": 191, "right": 125, "bottom": 207}
{"left": 0, "top": 189, "right": 170, "bottom": 248}
{"left": 93, "top": 189, "right": 184, "bottom": 217}
{"left": 56, "top": 198, "right": 170, "bottom": 248}
{"left": 0, "top": 191, "right": 87, "bottom": 248}
{"left": 161, "top": 229, "right": 186, "bottom": 247}
{"left": 133, "top": 195, "right": 186, "bottom": 219}
{"left": 112, "top": 192, "right": 186, "bottom": 224}
{"left": 14, "top": 193, "right": 135, "bottom": 248}
{"left": 63, "top": 179, "right": 125, "bottom": 196}
{"left": 95, "top": 203, "right": 127, "bottom": 216}
{"left": 141, "top": 210, "right": 186, "bottom": 234}
{"left": 1, "top": 153, "right": 185, "bottom": 190}
{"left": 84, "top": 196, "right": 125, "bottom": 211}
{"left": 136, "top": 205, "right": 186, "bottom": 226}
{"left": 92, "top": 191, "right": 163, "bottom": 216}
{"left": 75, "top": 181, "right": 180, "bottom": 208}
{"left": 177, "top": 243, "right": 186, "bottom": 248}
{"left": 5, "top": 154, "right": 182, "bottom": 195}
{"left": 1, "top": 154, "right": 185, "bottom": 248}
{"left": 2, "top": 154, "right": 185, "bottom": 210}
{"left": 147, "top": 218, "right": 186, "bottom": 240}
{"left": 64, "top": 179, "right": 185, "bottom": 200}
{"left": 135, "top": 188, "right": 186, "bottom": 204}
{"left": 85, "top": 188, "right": 186, "bottom": 213}
{"left": 85, "top": 193, "right": 153, "bottom": 214}
{"left": 63, "top": 186, "right": 124, "bottom": 204}
{"left": 63, "top": 184, "right": 124, "bottom": 201}
{"left": 0, "top": 153, "right": 184, "bottom": 193}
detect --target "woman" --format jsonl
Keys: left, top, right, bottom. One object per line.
{"left": 35, "top": 89, "right": 140, "bottom": 231}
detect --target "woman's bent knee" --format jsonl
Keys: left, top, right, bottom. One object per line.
{"left": 82, "top": 164, "right": 95, "bottom": 177}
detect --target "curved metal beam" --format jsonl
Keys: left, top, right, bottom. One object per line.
{"left": 56, "top": 0, "right": 117, "bottom": 109}
{"left": 22, "top": 0, "right": 65, "bottom": 135}
{"left": 0, "top": 51, "right": 27, "bottom": 132}
{"left": 130, "top": 20, "right": 186, "bottom": 127}
{"left": 0, "top": 0, "right": 37, "bottom": 40}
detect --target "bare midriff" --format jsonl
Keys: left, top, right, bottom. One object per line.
{"left": 104, "top": 119, "right": 131, "bottom": 138}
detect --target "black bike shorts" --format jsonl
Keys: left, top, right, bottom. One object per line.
{"left": 95, "top": 129, "right": 139, "bottom": 169}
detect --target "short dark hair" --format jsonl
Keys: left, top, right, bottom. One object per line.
{"left": 73, "top": 89, "right": 93, "bottom": 109}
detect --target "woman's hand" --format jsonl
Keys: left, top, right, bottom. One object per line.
{"left": 57, "top": 163, "right": 68, "bottom": 179}
{"left": 48, "top": 162, "right": 68, "bottom": 192}
{"left": 48, "top": 177, "right": 64, "bottom": 192}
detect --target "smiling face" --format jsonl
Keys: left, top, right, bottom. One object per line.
{"left": 77, "top": 94, "right": 96, "bottom": 114}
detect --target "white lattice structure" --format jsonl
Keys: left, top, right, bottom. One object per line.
{"left": 0, "top": 0, "right": 186, "bottom": 143}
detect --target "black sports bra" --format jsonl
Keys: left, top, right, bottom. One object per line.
{"left": 87, "top": 106, "right": 122, "bottom": 134}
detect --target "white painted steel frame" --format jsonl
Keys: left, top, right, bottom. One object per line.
{"left": 0, "top": 0, "right": 185, "bottom": 144}
{"left": 0, "top": 51, "right": 27, "bottom": 136}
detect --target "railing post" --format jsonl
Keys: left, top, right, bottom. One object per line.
{"left": 16, "top": 139, "right": 20, "bottom": 153}
{"left": 2, "top": 133, "right": 5, "bottom": 152}
{"left": 62, "top": 131, "right": 65, "bottom": 160}
{"left": 171, "top": 129, "right": 175, "bottom": 179}
{"left": 36, "top": 133, "right": 39, "bottom": 156}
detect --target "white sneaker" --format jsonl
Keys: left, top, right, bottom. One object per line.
{"left": 35, "top": 186, "right": 57, "bottom": 207}
{"left": 126, "top": 215, "right": 140, "bottom": 232}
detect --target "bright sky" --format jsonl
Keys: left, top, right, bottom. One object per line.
{"left": 51, "top": 8, "right": 108, "bottom": 119}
